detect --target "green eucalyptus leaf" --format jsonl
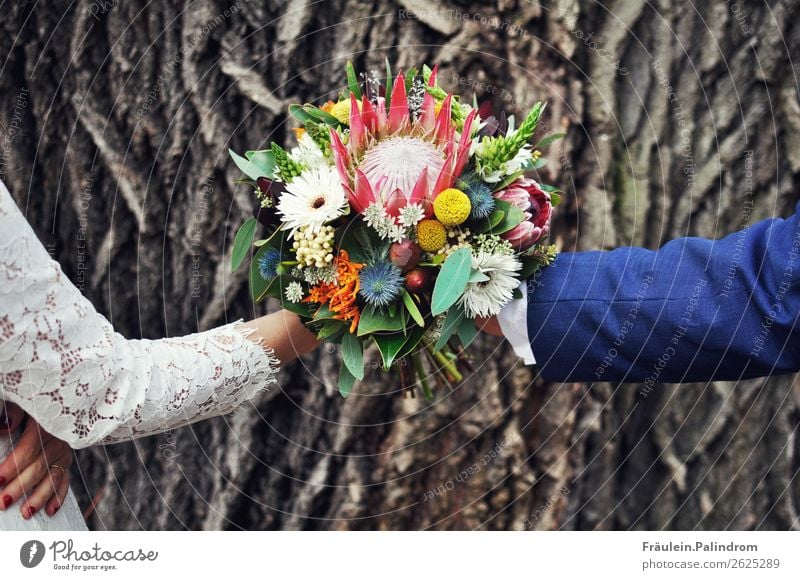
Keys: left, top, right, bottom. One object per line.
{"left": 435, "top": 308, "right": 465, "bottom": 352}
{"left": 468, "top": 269, "right": 490, "bottom": 283}
{"left": 231, "top": 217, "right": 257, "bottom": 271}
{"left": 457, "top": 317, "right": 478, "bottom": 347}
{"left": 342, "top": 332, "right": 365, "bottom": 380}
{"left": 431, "top": 248, "right": 472, "bottom": 316}
{"left": 229, "top": 149, "right": 265, "bottom": 181}
{"left": 245, "top": 149, "right": 277, "bottom": 179}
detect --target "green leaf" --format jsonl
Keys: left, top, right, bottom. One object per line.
{"left": 229, "top": 149, "right": 266, "bottom": 181}
{"left": 490, "top": 200, "right": 525, "bottom": 235}
{"left": 288, "top": 104, "right": 315, "bottom": 124}
{"left": 534, "top": 132, "right": 566, "bottom": 150}
{"left": 246, "top": 149, "right": 277, "bottom": 179}
{"left": 519, "top": 255, "right": 544, "bottom": 280}
{"left": 342, "top": 332, "right": 365, "bottom": 380}
{"left": 301, "top": 105, "right": 342, "bottom": 127}
{"left": 492, "top": 169, "right": 526, "bottom": 193}
{"left": 396, "top": 326, "right": 426, "bottom": 360}
{"left": 402, "top": 290, "right": 425, "bottom": 327}
{"left": 532, "top": 156, "right": 547, "bottom": 170}
{"left": 457, "top": 317, "right": 478, "bottom": 347}
{"left": 317, "top": 320, "right": 344, "bottom": 341}
{"left": 231, "top": 217, "right": 257, "bottom": 271}
{"left": 249, "top": 244, "right": 275, "bottom": 302}
{"left": 357, "top": 304, "right": 405, "bottom": 336}
{"left": 384, "top": 58, "right": 393, "bottom": 110}
{"left": 477, "top": 209, "right": 506, "bottom": 233}
{"left": 264, "top": 276, "right": 313, "bottom": 317}
{"left": 468, "top": 269, "right": 490, "bottom": 283}
{"left": 373, "top": 332, "right": 408, "bottom": 370}
{"left": 346, "top": 61, "right": 362, "bottom": 100}
{"left": 431, "top": 248, "right": 472, "bottom": 316}
{"left": 338, "top": 361, "right": 356, "bottom": 398}
{"left": 435, "top": 308, "right": 465, "bottom": 352}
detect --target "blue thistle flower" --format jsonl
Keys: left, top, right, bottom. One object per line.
{"left": 257, "top": 247, "right": 281, "bottom": 280}
{"left": 358, "top": 262, "right": 404, "bottom": 308}
{"left": 458, "top": 173, "right": 495, "bottom": 220}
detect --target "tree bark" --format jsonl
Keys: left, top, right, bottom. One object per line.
{"left": 1, "top": 0, "right": 799, "bottom": 530}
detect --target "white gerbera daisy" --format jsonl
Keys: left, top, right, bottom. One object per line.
{"left": 277, "top": 166, "right": 348, "bottom": 235}
{"left": 458, "top": 251, "right": 521, "bottom": 318}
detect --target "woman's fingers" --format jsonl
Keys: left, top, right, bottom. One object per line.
{"left": 20, "top": 461, "right": 68, "bottom": 519}
{"left": 0, "top": 416, "right": 48, "bottom": 488}
{"left": 0, "top": 437, "right": 69, "bottom": 511}
{"left": 45, "top": 472, "right": 71, "bottom": 517}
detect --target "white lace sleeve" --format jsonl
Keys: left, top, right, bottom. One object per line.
{"left": 0, "top": 180, "right": 280, "bottom": 448}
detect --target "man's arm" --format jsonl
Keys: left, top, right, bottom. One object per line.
{"left": 519, "top": 203, "right": 800, "bottom": 383}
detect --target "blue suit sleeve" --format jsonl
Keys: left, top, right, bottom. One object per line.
{"left": 528, "top": 203, "right": 800, "bottom": 383}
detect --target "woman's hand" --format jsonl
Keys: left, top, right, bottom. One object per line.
{"left": 0, "top": 404, "right": 73, "bottom": 518}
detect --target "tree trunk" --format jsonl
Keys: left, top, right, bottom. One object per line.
{"left": 1, "top": 0, "right": 799, "bottom": 530}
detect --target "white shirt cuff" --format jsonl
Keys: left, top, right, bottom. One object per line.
{"left": 497, "top": 280, "right": 535, "bottom": 365}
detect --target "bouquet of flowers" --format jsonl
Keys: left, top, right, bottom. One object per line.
{"left": 230, "top": 62, "right": 562, "bottom": 397}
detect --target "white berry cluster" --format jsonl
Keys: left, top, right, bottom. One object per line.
{"left": 439, "top": 227, "right": 473, "bottom": 256}
{"left": 293, "top": 224, "right": 335, "bottom": 268}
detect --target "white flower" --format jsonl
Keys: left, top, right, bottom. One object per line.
{"left": 398, "top": 203, "right": 426, "bottom": 228}
{"left": 458, "top": 251, "right": 521, "bottom": 318}
{"left": 290, "top": 132, "right": 327, "bottom": 169}
{"left": 285, "top": 281, "right": 304, "bottom": 303}
{"left": 277, "top": 166, "right": 348, "bottom": 235}
{"left": 363, "top": 201, "right": 405, "bottom": 241}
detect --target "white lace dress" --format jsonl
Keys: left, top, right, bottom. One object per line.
{"left": 0, "top": 179, "right": 280, "bottom": 530}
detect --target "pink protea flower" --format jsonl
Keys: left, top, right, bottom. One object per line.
{"left": 330, "top": 67, "right": 477, "bottom": 217}
{"left": 494, "top": 177, "right": 552, "bottom": 250}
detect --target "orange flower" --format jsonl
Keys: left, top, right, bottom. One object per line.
{"left": 304, "top": 250, "right": 363, "bottom": 333}
{"left": 292, "top": 127, "right": 306, "bottom": 140}
{"left": 320, "top": 100, "right": 336, "bottom": 113}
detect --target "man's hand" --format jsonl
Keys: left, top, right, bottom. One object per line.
{"left": 476, "top": 315, "right": 503, "bottom": 337}
{"left": 0, "top": 404, "right": 73, "bottom": 518}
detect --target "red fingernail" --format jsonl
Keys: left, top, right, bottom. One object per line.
{"left": 52, "top": 505, "right": 60, "bottom": 515}
{"left": 25, "top": 506, "right": 36, "bottom": 519}
{"left": 0, "top": 476, "right": 6, "bottom": 487}
{"left": 3, "top": 495, "right": 13, "bottom": 508}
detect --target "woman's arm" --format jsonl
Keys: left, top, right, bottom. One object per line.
{"left": 0, "top": 180, "right": 317, "bottom": 449}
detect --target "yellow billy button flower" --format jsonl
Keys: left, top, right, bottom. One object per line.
{"left": 416, "top": 219, "right": 447, "bottom": 252}
{"left": 330, "top": 99, "right": 360, "bottom": 125}
{"left": 433, "top": 188, "right": 471, "bottom": 226}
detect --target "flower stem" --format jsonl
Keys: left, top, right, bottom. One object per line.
{"left": 412, "top": 352, "right": 433, "bottom": 400}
